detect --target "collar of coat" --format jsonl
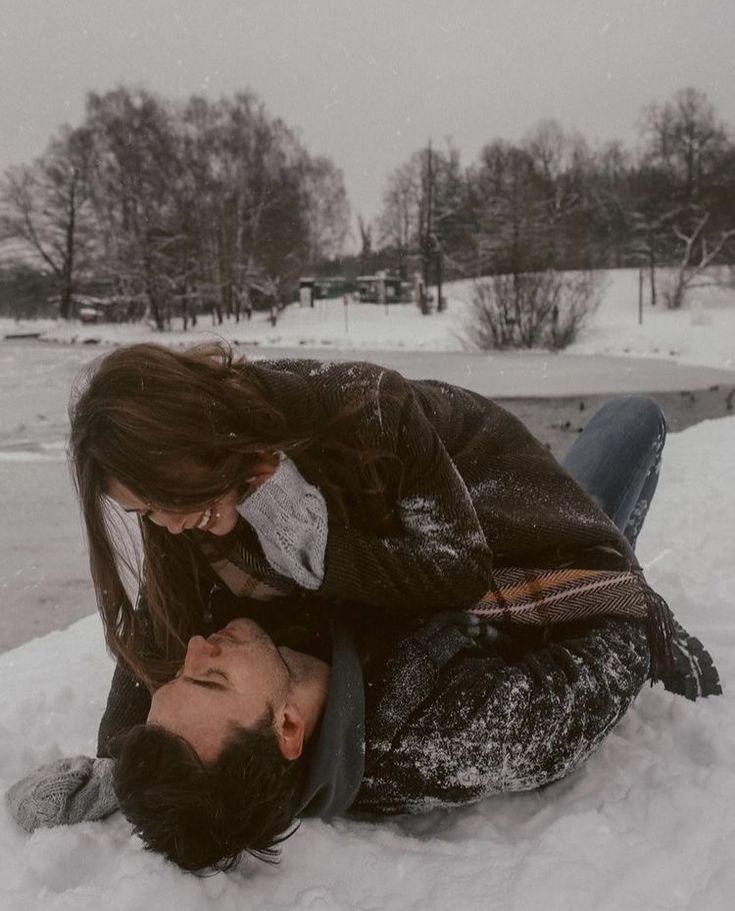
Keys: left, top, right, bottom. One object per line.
{"left": 295, "top": 620, "right": 365, "bottom": 819}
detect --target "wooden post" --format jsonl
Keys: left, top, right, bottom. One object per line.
{"left": 436, "top": 237, "right": 444, "bottom": 312}
{"left": 638, "top": 268, "right": 644, "bottom": 325}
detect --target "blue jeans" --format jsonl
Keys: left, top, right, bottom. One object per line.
{"left": 561, "top": 396, "right": 721, "bottom": 700}
{"left": 561, "top": 396, "right": 667, "bottom": 550}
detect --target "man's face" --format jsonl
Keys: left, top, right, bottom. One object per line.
{"left": 147, "top": 618, "right": 291, "bottom": 763}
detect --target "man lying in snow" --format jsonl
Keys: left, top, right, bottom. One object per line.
{"left": 6, "top": 397, "right": 722, "bottom": 870}
{"left": 7, "top": 601, "right": 720, "bottom": 873}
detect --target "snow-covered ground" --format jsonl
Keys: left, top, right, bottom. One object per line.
{"left": 1, "top": 271, "right": 735, "bottom": 909}
{"left": 2, "top": 267, "right": 734, "bottom": 371}
{"left": 455, "top": 267, "right": 735, "bottom": 372}
{"left": 1, "top": 415, "right": 734, "bottom": 911}
{"left": 566, "top": 268, "right": 735, "bottom": 371}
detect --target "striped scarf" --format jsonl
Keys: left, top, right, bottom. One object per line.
{"left": 198, "top": 521, "right": 675, "bottom": 681}
{"left": 196, "top": 522, "right": 296, "bottom": 602}
{"left": 470, "top": 567, "right": 675, "bottom": 682}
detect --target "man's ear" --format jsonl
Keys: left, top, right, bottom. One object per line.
{"left": 274, "top": 704, "right": 305, "bottom": 761}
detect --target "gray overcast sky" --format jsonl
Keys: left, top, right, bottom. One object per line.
{"left": 2, "top": 0, "right": 734, "bottom": 239}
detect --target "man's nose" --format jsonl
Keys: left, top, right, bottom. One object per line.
{"left": 150, "top": 510, "right": 188, "bottom": 534}
{"left": 184, "top": 635, "right": 222, "bottom": 672}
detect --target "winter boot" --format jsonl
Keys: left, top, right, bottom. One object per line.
{"left": 662, "top": 619, "right": 723, "bottom": 700}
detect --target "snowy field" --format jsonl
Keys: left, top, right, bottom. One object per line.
{"left": 1, "top": 269, "right": 735, "bottom": 909}
{"left": 1, "top": 416, "right": 734, "bottom": 911}
{"left": 2, "top": 268, "right": 734, "bottom": 372}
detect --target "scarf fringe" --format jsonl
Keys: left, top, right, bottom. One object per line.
{"left": 641, "top": 579, "right": 676, "bottom": 684}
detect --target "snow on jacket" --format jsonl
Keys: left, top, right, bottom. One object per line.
{"left": 290, "top": 605, "right": 651, "bottom": 817}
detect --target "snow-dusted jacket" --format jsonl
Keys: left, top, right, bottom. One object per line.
{"left": 196, "top": 357, "right": 642, "bottom": 610}
{"left": 294, "top": 608, "right": 650, "bottom": 818}
{"left": 354, "top": 611, "right": 650, "bottom": 813}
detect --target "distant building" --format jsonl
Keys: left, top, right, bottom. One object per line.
{"left": 356, "top": 274, "right": 413, "bottom": 304}
{"left": 298, "top": 276, "right": 356, "bottom": 306}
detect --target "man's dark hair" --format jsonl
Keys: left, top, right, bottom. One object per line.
{"left": 113, "top": 721, "right": 307, "bottom": 873}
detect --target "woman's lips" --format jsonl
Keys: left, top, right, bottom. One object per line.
{"left": 195, "top": 507, "right": 214, "bottom": 531}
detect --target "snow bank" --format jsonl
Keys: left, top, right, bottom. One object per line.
{"left": 452, "top": 269, "right": 735, "bottom": 372}
{"left": 4, "top": 267, "right": 734, "bottom": 371}
{"left": 1, "top": 296, "right": 467, "bottom": 354}
{"left": 1, "top": 416, "right": 734, "bottom": 911}
{"left": 567, "top": 269, "right": 735, "bottom": 372}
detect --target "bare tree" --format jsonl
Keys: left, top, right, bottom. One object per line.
{"left": 469, "top": 140, "right": 554, "bottom": 277}
{"left": 83, "top": 87, "right": 180, "bottom": 329}
{"left": 66, "top": 86, "right": 343, "bottom": 330}
{"left": 633, "top": 89, "right": 735, "bottom": 307}
{"left": 302, "top": 155, "right": 350, "bottom": 262}
{"left": 356, "top": 214, "right": 374, "bottom": 276}
{"left": 627, "top": 174, "right": 683, "bottom": 309}
{"left": 664, "top": 210, "right": 735, "bottom": 309}
{"left": 641, "top": 88, "right": 728, "bottom": 205}
{"left": 378, "top": 140, "right": 465, "bottom": 306}
{"left": 0, "top": 126, "right": 94, "bottom": 318}
{"left": 378, "top": 155, "right": 421, "bottom": 259}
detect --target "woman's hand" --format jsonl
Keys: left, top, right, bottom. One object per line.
{"left": 205, "top": 457, "right": 279, "bottom": 536}
{"left": 236, "top": 454, "right": 327, "bottom": 589}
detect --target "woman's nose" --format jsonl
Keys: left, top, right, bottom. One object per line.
{"left": 150, "top": 510, "right": 188, "bottom": 534}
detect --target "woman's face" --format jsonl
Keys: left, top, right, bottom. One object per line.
{"left": 106, "top": 479, "right": 241, "bottom": 536}
{"left": 106, "top": 458, "right": 277, "bottom": 536}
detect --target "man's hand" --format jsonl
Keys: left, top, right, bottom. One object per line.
{"left": 5, "top": 756, "right": 118, "bottom": 833}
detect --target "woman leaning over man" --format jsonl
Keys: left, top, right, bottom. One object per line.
{"left": 6, "top": 341, "right": 721, "bottom": 835}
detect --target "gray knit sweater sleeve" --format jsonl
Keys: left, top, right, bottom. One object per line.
{"left": 6, "top": 756, "right": 118, "bottom": 832}
{"left": 236, "top": 454, "right": 327, "bottom": 590}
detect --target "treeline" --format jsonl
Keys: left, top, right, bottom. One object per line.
{"left": 0, "top": 86, "right": 350, "bottom": 324}
{"left": 2, "top": 85, "right": 734, "bottom": 322}
{"left": 327, "top": 87, "right": 734, "bottom": 312}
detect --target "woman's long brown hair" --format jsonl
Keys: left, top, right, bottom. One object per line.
{"left": 69, "top": 341, "right": 402, "bottom": 687}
